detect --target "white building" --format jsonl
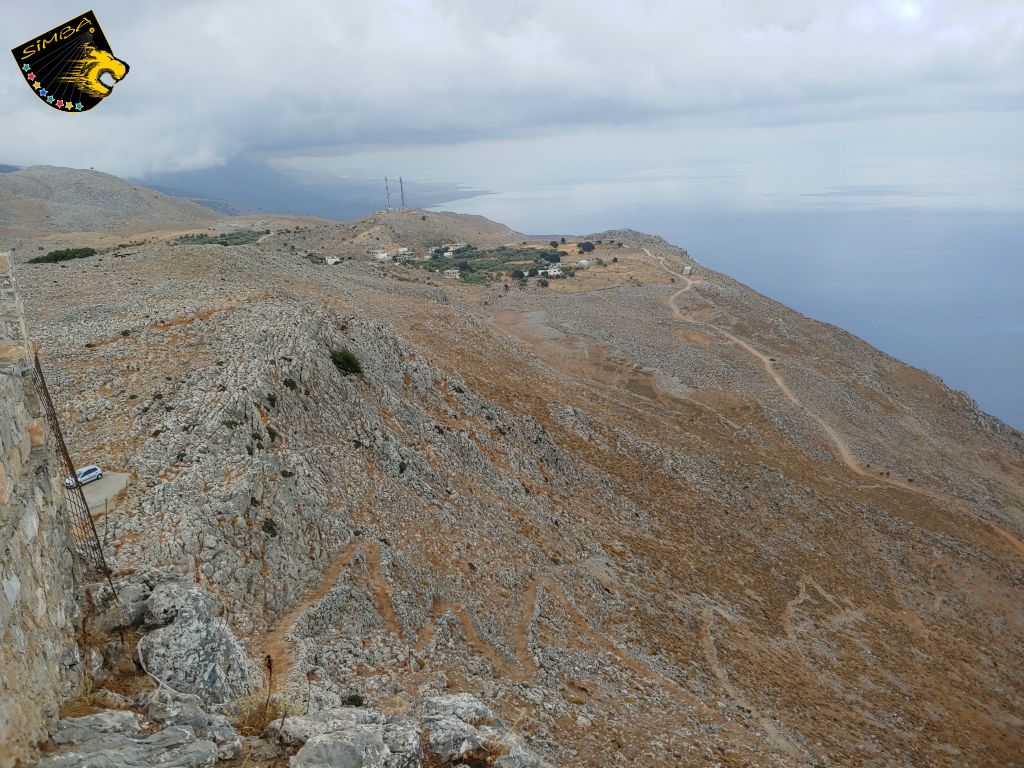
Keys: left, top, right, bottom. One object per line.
{"left": 547, "top": 266, "right": 564, "bottom": 277}
{"left": 325, "top": 256, "right": 342, "bottom": 266}
{"left": 577, "top": 260, "right": 590, "bottom": 269}
{"left": 443, "top": 268, "right": 461, "bottom": 279}
{"left": 443, "top": 251, "right": 454, "bottom": 258}
{"left": 372, "top": 251, "right": 391, "bottom": 262}
{"left": 395, "top": 252, "right": 414, "bottom": 264}
{"left": 683, "top": 265, "right": 692, "bottom": 276}
{"left": 396, "top": 247, "right": 410, "bottom": 255}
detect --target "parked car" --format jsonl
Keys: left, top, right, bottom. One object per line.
{"left": 65, "top": 465, "right": 103, "bottom": 488}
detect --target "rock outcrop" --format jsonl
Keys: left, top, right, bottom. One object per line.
{"left": 138, "top": 579, "right": 258, "bottom": 705}
{"left": 34, "top": 710, "right": 220, "bottom": 768}
{"left": 264, "top": 693, "right": 551, "bottom": 768}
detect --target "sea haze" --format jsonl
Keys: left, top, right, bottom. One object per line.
{"left": 436, "top": 193, "right": 1024, "bottom": 430}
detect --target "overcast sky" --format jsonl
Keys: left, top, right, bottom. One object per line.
{"left": 3, "top": 1, "right": 1022, "bottom": 208}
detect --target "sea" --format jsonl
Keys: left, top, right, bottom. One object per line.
{"left": 434, "top": 193, "right": 1024, "bottom": 430}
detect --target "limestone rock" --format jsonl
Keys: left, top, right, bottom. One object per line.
{"left": 144, "top": 688, "right": 241, "bottom": 759}
{"left": 289, "top": 724, "right": 390, "bottom": 768}
{"left": 417, "top": 695, "right": 553, "bottom": 768}
{"left": 34, "top": 710, "right": 218, "bottom": 768}
{"left": 267, "top": 709, "right": 421, "bottom": 768}
{"left": 138, "top": 579, "right": 256, "bottom": 705}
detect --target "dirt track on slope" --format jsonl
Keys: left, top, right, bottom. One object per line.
{"left": 652, "top": 249, "right": 1024, "bottom": 559}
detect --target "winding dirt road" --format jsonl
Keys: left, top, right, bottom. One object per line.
{"left": 650, "top": 248, "right": 1024, "bottom": 558}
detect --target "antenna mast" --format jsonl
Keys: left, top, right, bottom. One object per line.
{"left": 400, "top": 177, "right": 405, "bottom": 208}
{"left": 385, "top": 177, "right": 392, "bottom": 210}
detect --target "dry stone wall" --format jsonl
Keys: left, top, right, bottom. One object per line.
{"left": 0, "top": 252, "right": 81, "bottom": 768}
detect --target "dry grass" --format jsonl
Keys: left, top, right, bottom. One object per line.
{"left": 234, "top": 691, "right": 306, "bottom": 736}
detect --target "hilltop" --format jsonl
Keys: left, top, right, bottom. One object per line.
{"left": 2, "top": 167, "right": 1022, "bottom": 767}
{"left": 0, "top": 165, "right": 216, "bottom": 236}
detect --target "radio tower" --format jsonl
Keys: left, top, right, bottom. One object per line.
{"left": 385, "top": 177, "right": 392, "bottom": 210}
{"left": 400, "top": 177, "right": 406, "bottom": 208}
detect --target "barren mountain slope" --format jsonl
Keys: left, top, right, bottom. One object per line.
{"left": 0, "top": 165, "right": 216, "bottom": 235}
{"left": 7, "top": 178, "right": 1023, "bottom": 767}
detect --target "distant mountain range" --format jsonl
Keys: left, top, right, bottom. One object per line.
{"left": 132, "top": 156, "right": 486, "bottom": 220}
{"left": 0, "top": 156, "right": 486, "bottom": 220}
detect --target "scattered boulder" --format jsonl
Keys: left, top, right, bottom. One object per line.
{"left": 138, "top": 579, "right": 257, "bottom": 705}
{"left": 265, "top": 709, "right": 421, "bottom": 768}
{"left": 34, "top": 710, "right": 218, "bottom": 768}
{"left": 417, "top": 695, "right": 553, "bottom": 768}
{"left": 290, "top": 724, "right": 390, "bottom": 768}
{"left": 143, "top": 688, "right": 241, "bottom": 759}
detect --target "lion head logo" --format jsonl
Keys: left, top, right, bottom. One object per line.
{"left": 60, "top": 45, "right": 129, "bottom": 97}
{"left": 12, "top": 11, "right": 129, "bottom": 113}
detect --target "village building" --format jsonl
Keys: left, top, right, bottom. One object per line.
{"left": 443, "top": 268, "right": 461, "bottom": 279}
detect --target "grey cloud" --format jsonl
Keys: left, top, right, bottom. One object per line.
{"left": 0, "top": 0, "right": 1021, "bottom": 196}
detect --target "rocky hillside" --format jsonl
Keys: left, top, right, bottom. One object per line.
{"left": 3, "top": 168, "right": 1022, "bottom": 767}
{"left": 0, "top": 166, "right": 216, "bottom": 235}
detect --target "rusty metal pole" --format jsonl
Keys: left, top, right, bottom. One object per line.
{"left": 33, "top": 352, "right": 114, "bottom": 588}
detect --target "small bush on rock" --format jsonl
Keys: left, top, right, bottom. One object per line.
{"left": 331, "top": 347, "right": 363, "bottom": 376}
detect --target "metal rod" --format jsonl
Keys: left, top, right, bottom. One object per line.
{"left": 33, "top": 352, "right": 114, "bottom": 589}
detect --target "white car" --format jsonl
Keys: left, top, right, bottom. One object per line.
{"left": 65, "top": 465, "right": 103, "bottom": 488}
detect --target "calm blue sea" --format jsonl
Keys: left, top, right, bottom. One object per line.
{"left": 435, "top": 195, "right": 1024, "bottom": 430}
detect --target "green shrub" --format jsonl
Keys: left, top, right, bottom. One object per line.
{"left": 28, "top": 247, "right": 97, "bottom": 264}
{"left": 173, "top": 230, "right": 262, "bottom": 247}
{"left": 261, "top": 518, "right": 279, "bottom": 537}
{"left": 331, "top": 347, "right": 363, "bottom": 376}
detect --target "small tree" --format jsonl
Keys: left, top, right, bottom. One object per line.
{"left": 549, "top": 240, "right": 558, "bottom": 248}
{"left": 579, "top": 241, "right": 595, "bottom": 253}
{"left": 527, "top": 267, "right": 538, "bottom": 277}
{"left": 331, "top": 347, "right": 363, "bottom": 376}
{"left": 510, "top": 269, "right": 525, "bottom": 279}
{"left": 560, "top": 237, "right": 565, "bottom": 243}
{"left": 538, "top": 278, "right": 549, "bottom": 287}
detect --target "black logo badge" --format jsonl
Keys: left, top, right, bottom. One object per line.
{"left": 11, "top": 10, "right": 129, "bottom": 113}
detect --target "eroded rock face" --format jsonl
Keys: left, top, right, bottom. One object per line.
{"left": 417, "top": 695, "right": 553, "bottom": 768}
{"left": 138, "top": 580, "right": 257, "bottom": 705}
{"left": 272, "top": 694, "right": 550, "bottom": 768}
{"left": 143, "top": 688, "right": 242, "bottom": 760}
{"left": 34, "top": 710, "right": 219, "bottom": 768}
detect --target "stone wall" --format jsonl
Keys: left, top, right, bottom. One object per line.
{"left": 0, "top": 252, "right": 82, "bottom": 768}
